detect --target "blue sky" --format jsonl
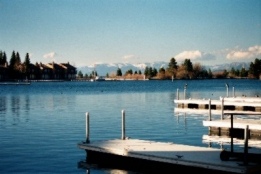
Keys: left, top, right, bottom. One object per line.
{"left": 0, "top": 0, "right": 260, "bottom": 67}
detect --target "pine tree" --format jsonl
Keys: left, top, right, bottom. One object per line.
{"left": 0, "top": 51, "right": 2, "bottom": 65}
{"left": 168, "top": 57, "right": 178, "bottom": 69}
{"left": 183, "top": 59, "right": 193, "bottom": 72}
{"left": 9, "top": 51, "right": 17, "bottom": 79}
{"left": 9, "top": 51, "right": 16, "bottom": 68}
{"left": 3, "top": 52, "right": 7, "bottom": 65}
{"left": 167, "top": 57, "right": 178, "bottom": 78}
{"left": 24, "top": 53, "right": 31, "bottom": 78}
{"left": 116, "top": 67, "right": 122, "bottom": 76}
{"left": 15, "top": 52, "right": 21, "bottom": 65}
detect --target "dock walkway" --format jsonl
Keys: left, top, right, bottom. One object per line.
{"left": 77, "top": 111, "right": 261, "bottom": 174}
{"left": 203, "top": 118, "right": 261, "bottom": 130}
{"left": 78, "top": 139, "right": 261, "bottom": 174}
{"left": 174, "top": 97, "right": 261, "bottom": 112}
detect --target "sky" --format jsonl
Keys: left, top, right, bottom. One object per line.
{"left": 0, "top": 0, "right": 260, "bottom": 67}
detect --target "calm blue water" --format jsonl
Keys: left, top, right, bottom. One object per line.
{"left": 0, "top": 79, "right": 260, "bottom": 173}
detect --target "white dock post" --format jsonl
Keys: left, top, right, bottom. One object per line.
{"left": 233, "top": 87, "right": 235, "bottom": 98}
{"left": 225, "top": 83, "right": 229, "bottom": 97}
{"left": 184, "top": 84, "right": 187, "bottom": 100}
{"left": 85, "top": 112, "right": 90, "bottom": 143}
{"left": 208, "top": 99, "right": 211, "bottom": 121}
{"left": 244, "top": 125, "right": 249, "bottom": 165}
{"left": 221, "top": 97, "right": 224, "bottom": 120}
{"left": 121, "top": 110, "right": 126, "bottom": 140}
{"left": 177, "top": 88, "right": 179, "bottom": 100}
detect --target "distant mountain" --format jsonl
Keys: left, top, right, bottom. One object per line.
{"left": 76, "top": 62, "right": 251, "bottom": 76}
{"left": 76, "top": 61, "right": 167, "bottom": 76}
{"left": 204, "top": 62, "right": 250, "bottom": 73}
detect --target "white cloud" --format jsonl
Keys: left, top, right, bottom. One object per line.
{"left": 226, "top": 45, "right": 261, "bottom": 60}
{"left": 175, "top": 50, "right": 215, "bottom": 62}
{"left": 43, "top": 52, "right": 57, "bottom": 59}
{"left": 29, "top": 53, "right": 33, "bottom": 58}
{"left": 122, "top": 54, "right": 135, "bottom": 61}
{"left": 122, "top": 54, "right": 141, "bottom": 63}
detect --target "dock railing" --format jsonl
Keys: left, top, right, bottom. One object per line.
{"left": 84, "top": 110, "right": 127, "bottom": 143}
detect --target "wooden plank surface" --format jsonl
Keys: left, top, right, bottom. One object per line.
{"left": 174, "top": 108, "right": 261, "bottom": 115}
{"left": 203, "top": 119, "right": 261, "bottom": 130}
{"left": 78, "top": 139, "right": 260, "bottom": 173}
{"left": 174, "top": 99, "right": 261, "bottom": 107}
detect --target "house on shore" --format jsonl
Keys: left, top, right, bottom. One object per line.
{"left": 0, "top": 61, "right": 77, "bottom": 81}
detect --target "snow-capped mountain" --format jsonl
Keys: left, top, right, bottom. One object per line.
{"left": 204, "top": 62, "right": 250, "bottom": 72}
{"left": 76, "top": 62, "right": 167, "bottom": 76}
{"left": 76, "top": 62, "right": 251, "bottom": 76}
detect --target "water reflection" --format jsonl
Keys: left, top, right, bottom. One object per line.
{"left": 78, "top": 160, "right": 140, "bottom": 174}
{"left": 25, "top": 95, "right": 30, "bottom": 114}
{"left": 0, "top": 94, "right": 76, "bottom": 125}
{"left": 0, "top": 96, "right": 7, "bottom": 112}
{"left": 11, "top": 96, "right": 20, "bottom": 115}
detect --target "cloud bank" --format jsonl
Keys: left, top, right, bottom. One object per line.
{"left": 43, "top": 52, "right": 57, "bottom": 59}
{"left": 122, "top": 54, "right": 140, "bottom": 63}
{"left": 226, "top": 45, "right": 261, "bottom": 60}
{"left": 175, "top": 50, "right": 216, "bottom": 62}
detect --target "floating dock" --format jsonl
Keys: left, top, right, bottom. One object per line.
{"left": 174, "top": 97, "right": 261, "bottom": 140}
{"left": 77, "top": 111, "right": 261, "bottom": 174}
{"left": 78, "top": 139, "right": 261, "bottom": 174}
{"left": 174, "top": 97, "right": 261, "bottom": 112}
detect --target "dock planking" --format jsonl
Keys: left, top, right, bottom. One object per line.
{"left": 78, "top": 110, "right": 261, "bottom": 173}
{"left": 78, "top": 139, "right": 261, "bottom": 174}
{"left": 203, "top": 119, "right": 261, "bottom": 130}
{"left": 174, "top": 98, "right": 261, "bottom": 112}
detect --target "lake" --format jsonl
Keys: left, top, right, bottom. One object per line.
{"left": 0, "top": 79, "right": 260, "bottom": 173}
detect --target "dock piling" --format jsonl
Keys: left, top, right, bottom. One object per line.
{"left": 85, "top": 112, "right": 90, "bottom": 143}
{"left": 208, "top": 99, "right": 211, "bottom": 121}
{"left": 230, "top": 114, "right": 234, "bottom": 153}
{"left": 177, "top": 88, "right": 179, "bottom": 100}
{"left": 244, "top": 125, "right": 249, "bottom": 165}
{"left": 225, "top": 83, "right": 229, "bottom": 97}
{"left": 221, "top": 97, "right": 224, "bottom": 120}
{"left": 122, "top": 110, "right": 126, "bottom": 140}
{"left": 184, "top": 84, "right": 187, "bottom": 100}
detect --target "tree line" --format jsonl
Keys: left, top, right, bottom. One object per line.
{"left": 1, "top": 50, "right": 260, "bottom": 80}
{"left": 0, "top": 50, "right": 31, "bottom": 80}
{"left": 78, "top": 57, "right": 261, "bottom": 80}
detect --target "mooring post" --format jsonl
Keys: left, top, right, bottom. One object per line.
{"left": 184, "top": 84, "right": 187, "bottom": 100}
{"left": 221, "top": 97, "right": 224, "bottom": 120}
{"left": 177, "top": 88, "right": 179, "bottom": 100}
{"left": 208, "top": 99, "right": 211, "bottom": 121}
{"left": 85, "top": 112, "right": 90, "bottom": 143}
{"left": 230, "top": 114, "right": 234, "bottom": 153}
{"left": 121, "top": 110, "right": 126, "bottom": 140}
{"left": 244, "top": 125, "right": 249, "bottom": 165}
{"left": 233, "top": 87, "right": 235, "bottom": 98}
{"left": 225, "top": 83, "right": 229, "bottom": 97}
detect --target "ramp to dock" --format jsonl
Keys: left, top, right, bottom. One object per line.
{"left": 78, "top": 139, "right": 261, "bottom": 174}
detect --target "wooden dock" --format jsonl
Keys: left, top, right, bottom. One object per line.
{"left": 78, "top": 139, "right": 261, "bottom": 174}
{"left": 203, "top": 119, "right": 261, "bottom": 131}
{"left": 174, "top": 97, "right": 261, "bottom": 140}
{"left": 77, "top": 111, "right": 261, "bottom": 174}
{"left": 174, "top": 97, "right": 261, "bottom": 112}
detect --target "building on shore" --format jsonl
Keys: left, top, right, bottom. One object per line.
{"left": 0, "top": 61, "right": 77, "bottom": 81}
